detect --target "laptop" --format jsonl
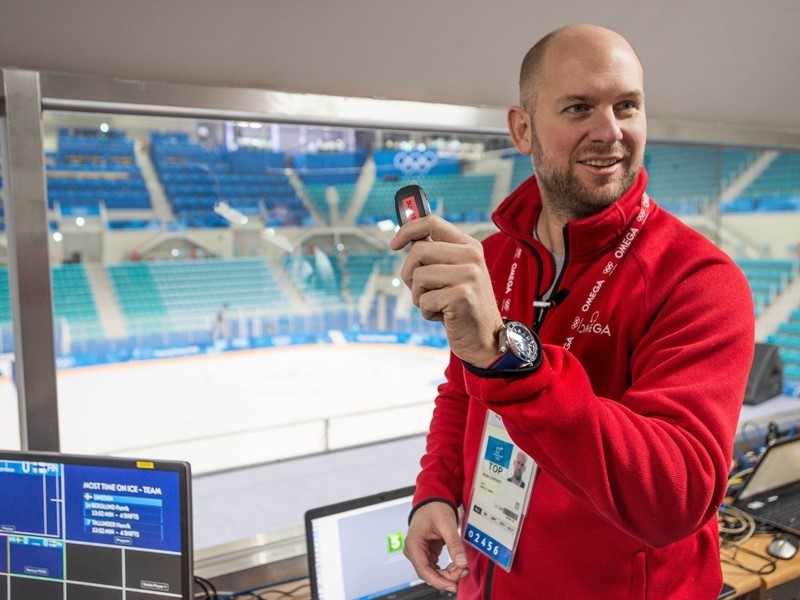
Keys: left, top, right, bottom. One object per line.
{"left": 305, "top": 486, "right": 450, "bottom": 600}
{"left": 733, "top": 435, "right": 800, "bottom": 535}
{"left": 0, "top": 449, "right": 193, "bottom": 599}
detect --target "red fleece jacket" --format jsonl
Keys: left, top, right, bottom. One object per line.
{"left": 412, "top": 169, "right": 755, "bottom": 599}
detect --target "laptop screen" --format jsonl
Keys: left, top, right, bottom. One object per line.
{"left": 305, "top": 486, "right": 446, "bottom": 600}
{"left": 0, "top": 449, "right": 193, "bottom": 599}
{"left": 738, "top": 437, "right": 800, "bottom": 501}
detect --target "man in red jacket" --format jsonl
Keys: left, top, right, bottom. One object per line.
{"left": 390, "top": 24, "right": 755, "bottom": 599}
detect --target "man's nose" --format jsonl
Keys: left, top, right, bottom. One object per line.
{"left": 588, "top": 106, "right": 623, "bottom": 146}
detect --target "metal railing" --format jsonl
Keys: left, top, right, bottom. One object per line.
{"left": 106, "top": 398, "right": 435, "bottom": 476}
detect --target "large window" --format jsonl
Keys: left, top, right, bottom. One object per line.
{"left": 2, "top": 110, "right": 521, "bottom": 473}
{"left": 0, "top": 113, "right": 21, "bottom": 452}
{"left": 3, "top": 75, "right": 800, "bottom": 476}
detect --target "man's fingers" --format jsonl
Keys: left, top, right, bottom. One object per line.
{"left": 411, "top": 272, "right": 480, "bottom": 321}
{"left": 417, "top": 563, "right": 464, "bottom": 592}
{"left": 444, "top": 561, "right": 470, "bottom": 578}
{"left": 397, "top": 236, "right": 486, "bottom": 297}
{"left": 409, "top": 262, "right": 484, "bottom": 294}
{"left": 391, "top": 215, "right": 469, "bottom": 250}
{"left": 405, "top": 540, "right": 462, "bottom": 592}
{"left": 404, "top": 502, "right": 471, "bottom": 593}
{"left": 441, "top": 528, "right": 469, "bottom": 568}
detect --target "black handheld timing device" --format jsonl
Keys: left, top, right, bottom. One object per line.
{"left": 394, "top": 184, "right": 431, "bottom": 226}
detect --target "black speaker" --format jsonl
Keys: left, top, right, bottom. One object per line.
{"left": 744, "top": 343, "right": 784, "bottom": 405}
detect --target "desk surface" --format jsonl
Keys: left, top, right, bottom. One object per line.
{"left": 721, "top": 545, "right": 764, "bottom": 599}
{"left": 722, "top": 532, "right": 800, "bottom": 598}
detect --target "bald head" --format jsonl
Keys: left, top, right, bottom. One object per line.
{"left": 507, "top": 23, "right": 647, "bottom": 223}
{"left": 519, "top": 24, "right": 643, "bottom": 112}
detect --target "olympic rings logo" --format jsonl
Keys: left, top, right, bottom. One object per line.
{"left": 393, "top": 151, "right": 439, "bottom": 175}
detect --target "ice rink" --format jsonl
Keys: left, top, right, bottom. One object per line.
{"left": 0, "top": 343, "right": 450, "bottom": 475}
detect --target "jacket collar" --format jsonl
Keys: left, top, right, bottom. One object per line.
{"left": 492, "top": 167, "right": 650, "bottom": 264}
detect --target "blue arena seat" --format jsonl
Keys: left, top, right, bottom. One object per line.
{"left": 150, "top": 134, "right": 310, "bottom": 227}
{"left": 737, "top": 153, "right": 800, "bottom": 210}
{"left": 108, "top": 258, "right": 294, "bottom": 336}
{"left": 46, "top": 128, "right": 152, "bottom": 213}
{"left": 0, "top": 264, "right": 103, "bottom": 340}
{"left": 360, "top": 174, "right": 495, "bottom": 223}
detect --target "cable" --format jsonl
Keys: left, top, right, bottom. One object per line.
{"left": 195, "top": 575, "right": 212, "bottom": 599}
{"left": 728, "top": 466, "right": 754, "bottom": 483}
{"left": 720, "top": 543, "right": 778, "bottom": 576}
{"left": 718, "top": 505, "right": 756, "bottom": 543}
{"left": 195, "top": 576, "right": 219, "bottom": 599}
{"left": 727, "top": 466, "right": 754, "bottom": 495}
{"left": 733, "top": 444, "right": 750, "bottom": 470}
{"left": 257, "top": 583, "right": 311, "bottom": 598}
{"left": 220, "top": 578, "right": 309, "bottom": 600}
{"left": 718, "top": 505, "right": 778, "bottom": 576}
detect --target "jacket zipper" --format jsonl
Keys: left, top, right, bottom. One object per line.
{"left": 481, "top": 228, "right": 571, "bottom": 600}
{"left": 512, "top": 237, "right": 547, "bottom": 328}
{"left": 533, "top": 224, "right": 571, "bottom": 332}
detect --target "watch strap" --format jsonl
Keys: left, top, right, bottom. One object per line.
{"left": 490, "top": 349, "right": 528, "bottom": 370}
{"left": 463, "top": 357, "right": 540, "bottom": 378}
{"left": 463, "top": 320, "right": 542, "bottom": 378}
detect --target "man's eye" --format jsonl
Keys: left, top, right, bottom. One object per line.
{"left": 617, "top": 101, "right": 637, "bottom": 111}
{"left": 566, "top": 104, "right": 588, "bottom": 114}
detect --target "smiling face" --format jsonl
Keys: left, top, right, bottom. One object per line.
{"left": 509, "top": 25, "right": 647, "bottom": 221}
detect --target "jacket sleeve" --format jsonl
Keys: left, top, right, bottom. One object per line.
{"left": 463, "top": 258, "right": 755, "bottom": 548}
{"left": 412, "top": 354, "right": 470, "bottom": 511}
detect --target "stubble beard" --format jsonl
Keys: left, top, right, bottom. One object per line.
{"left": 531, "top": 132, "right": 640, "bottom": 221}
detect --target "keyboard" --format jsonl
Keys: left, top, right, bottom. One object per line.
{"left": 747, "top": 493, "right": 800, "bottom": 531}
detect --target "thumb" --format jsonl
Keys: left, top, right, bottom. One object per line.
{"left": 441, "top": 524, "right": 468, "bottom": 567}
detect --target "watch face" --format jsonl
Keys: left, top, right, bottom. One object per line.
{"left": 506, "top": 322, "right": 538, "bottom": 363}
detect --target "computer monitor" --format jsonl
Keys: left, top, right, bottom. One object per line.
{"left": 0, "top": 449, "right": 193, "bottom": 600}
{"left": 305, "top": 486, "right": 447, "bottom": 600}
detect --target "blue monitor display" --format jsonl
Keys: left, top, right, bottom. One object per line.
{"left": 0, "top": 450, "right": 192, "bottom": 599}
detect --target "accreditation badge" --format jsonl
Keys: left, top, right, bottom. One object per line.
{"left": 464, "top": 410, "right": 536, "bottom": 571}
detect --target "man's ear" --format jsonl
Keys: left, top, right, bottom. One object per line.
{"left": 508, "top": 105, "right": 533, "bottom": 155}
